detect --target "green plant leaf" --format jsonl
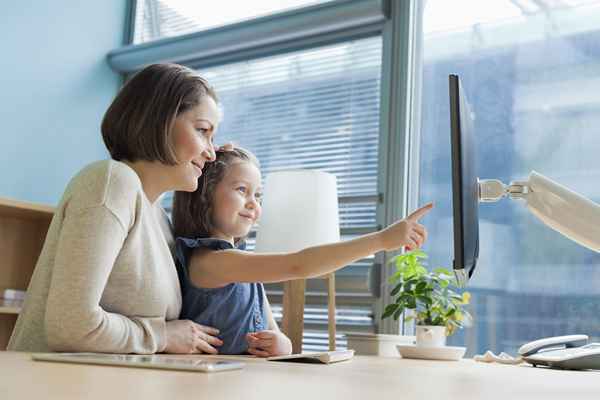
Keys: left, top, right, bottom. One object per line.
{"left": 409, "top": 249, "right": 428, "bottom": 259}
{"left": 390, "top": 282, "right": 403, "bottom": 296}
{"left": 393, "top": 307, "right": 404, "bottom": 321}
{"left": 407, "top": 298, "right": 417, "bottom": 309}
{"left": 382, "top": 303, "right": 399, "bottom": 319}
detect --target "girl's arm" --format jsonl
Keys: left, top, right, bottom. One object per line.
{"left": 263, "top": 291, "right": 280, "bottom": 331}
{"left": 245, "top": 290, "right": 292, "bottom": 357}
{"left": 188, "top": 203, "right": 432, "bottom": 288}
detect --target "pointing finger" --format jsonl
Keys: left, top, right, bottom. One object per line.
{"left": 406, "top": 203, "right": 433, "bottom": 222}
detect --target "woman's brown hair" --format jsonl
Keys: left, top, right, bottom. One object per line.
{"left": 172, "top": 147, "right": 260, "bottom": 244}
{"left": 101, "top": 63, "right": 217, "bottom": 164}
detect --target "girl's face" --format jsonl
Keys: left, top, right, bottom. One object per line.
{"left": 170, "top": 96, "right": 220, "bottom": 192}
{"left": 211, "top": 161, "right": 262, "bottom": 243}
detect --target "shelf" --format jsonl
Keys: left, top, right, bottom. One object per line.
{"left": 0, "top": 299, "right": 23, "bottom": 315}
{"left": 0, "top": 197, "right": 54, "bottom": 220}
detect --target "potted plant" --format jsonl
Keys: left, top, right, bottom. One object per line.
{"left": 382, "top": 250, "right": 472, "bottom": 347}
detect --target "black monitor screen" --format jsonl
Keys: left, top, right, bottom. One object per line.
{"left": 449, "top": 74, "right": 479, "bottom": 286}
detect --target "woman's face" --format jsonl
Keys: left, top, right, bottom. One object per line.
{"left": 170, "top": 96, "right": 220, "bottom": 192}
{"left": 211, "top": 161, "right": 263, "bottom": 242}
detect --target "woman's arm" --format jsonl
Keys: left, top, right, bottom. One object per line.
{"left": 189, "top": 203, "right": 432, "bottom": 288}
{"left": 45, "top": 206, "right": 167, "bottom": 354}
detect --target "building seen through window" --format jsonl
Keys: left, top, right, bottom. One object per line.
{"left": 418, "top": 0, "right": 600, "bottom": 355}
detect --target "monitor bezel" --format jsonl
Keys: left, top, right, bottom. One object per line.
{"left": 449, "top": 74, "right": 479, "bottom": 286}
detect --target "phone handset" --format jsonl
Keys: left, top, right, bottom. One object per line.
{"left": 518, "top": 334, "right": 589, "bottom": 357}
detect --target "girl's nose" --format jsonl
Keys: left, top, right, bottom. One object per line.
{"left": 246, "top": 198, "right": 260, "bottom": 210}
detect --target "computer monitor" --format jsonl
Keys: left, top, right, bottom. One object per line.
{"left": 449, "top": 74, "right": 479, "bottom": 287}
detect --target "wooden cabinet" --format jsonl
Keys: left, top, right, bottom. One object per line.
{"left": 0, "top": 197, "right": 54, "bottom": 349}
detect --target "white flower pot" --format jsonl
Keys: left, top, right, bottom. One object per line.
{"left": 415, "top": 325, "right": 447, "bottom": 347}
{"left": 344, "top": 333, "right": 416, "bottom": 357}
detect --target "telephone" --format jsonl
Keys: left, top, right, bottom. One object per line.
{"left": 518, "top": 334, "right": 600, "bottom": 370}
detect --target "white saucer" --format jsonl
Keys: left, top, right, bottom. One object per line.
{"left": 396, "top": 344, "right": 466, "bottom": 361}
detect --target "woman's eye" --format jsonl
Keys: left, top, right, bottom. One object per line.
{"left": 237, "top": 187, "right": 246, "bottom": 193}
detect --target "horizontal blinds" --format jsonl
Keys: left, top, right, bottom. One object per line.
{"left": 133, "top": 0, "right": 332, "bottom": 44}
{"left": 201, "top": 37, "right": 382, "bottom": 198}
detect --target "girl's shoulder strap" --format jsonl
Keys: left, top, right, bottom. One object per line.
{"left": 177, "top": 237, "right": 234, "bottom": 252}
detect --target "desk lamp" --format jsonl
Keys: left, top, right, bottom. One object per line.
{"left": 254, "top": 169, "right": 340, "bottom": 353}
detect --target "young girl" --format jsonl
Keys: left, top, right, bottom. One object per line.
{"left": 172, "top": 147, "right": 432, "bottom": 357}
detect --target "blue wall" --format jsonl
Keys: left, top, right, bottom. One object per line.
{"left": 0, "top": 2, "right": 127, "bottom": 205}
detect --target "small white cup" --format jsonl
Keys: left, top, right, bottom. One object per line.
{"left": 415, "top": 325, "right": 447, "bottom": 347}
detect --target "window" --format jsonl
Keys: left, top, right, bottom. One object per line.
{"left": 133, "top": 0, "right": 332, "bottom": 44}
{"left": 124, "top": 1, "right": 389, "bottom": 352}
{"left": 417, "top": 0, "right": 600, "bottom": 356}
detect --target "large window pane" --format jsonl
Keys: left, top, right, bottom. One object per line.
{"left": 418, "top": 0, "right": 600, "bottom": 356}
{"left": 134, "top": 0, "right": 332, "bottom": 44}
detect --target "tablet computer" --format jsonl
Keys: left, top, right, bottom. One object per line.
{"left": 31, "top": 352, "right": 244, "bottom": 373}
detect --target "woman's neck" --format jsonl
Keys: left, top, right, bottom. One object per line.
{"left": 122, "top": 160, "right": 170, "bottom": 204}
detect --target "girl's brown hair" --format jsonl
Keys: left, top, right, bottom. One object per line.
{"left": 172, "top": 147, "right": 260, "bottom": 244}
{"left": 101, "top": 63, "right": 217, "bottom": 164}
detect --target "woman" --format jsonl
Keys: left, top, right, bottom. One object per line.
{"left": 8, "top": 63, "right": 224, "bottom": 354}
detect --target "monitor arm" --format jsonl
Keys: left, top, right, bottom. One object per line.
{"left": 478, "top": 171, "right": 600, "bottom": 252}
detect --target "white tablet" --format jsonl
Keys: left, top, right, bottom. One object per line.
{"left": 31, "top": 353, "right": 244, "bottom": 373}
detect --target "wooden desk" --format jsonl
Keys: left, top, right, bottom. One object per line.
{"left": 1, "top": 351, "right": 599, "bottom": 399}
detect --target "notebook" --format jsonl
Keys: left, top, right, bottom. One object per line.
{"left": 267, "top": 349, "right": 354, "bottom": 364}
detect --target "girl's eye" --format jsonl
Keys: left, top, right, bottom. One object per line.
{"left": 237, "top": 187, "right": 246, "bottom": 193}
{"left": 196, "top": 128, "right": 208, "bottom": 134}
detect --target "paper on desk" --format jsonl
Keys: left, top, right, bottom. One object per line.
{"left": 473, "top": 350, "right": 524, "bottom": 365}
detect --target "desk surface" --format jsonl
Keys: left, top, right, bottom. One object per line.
{"left": 1, "top": 351, "right": 599, "bottom": 399}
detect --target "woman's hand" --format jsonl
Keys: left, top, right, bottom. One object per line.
{"left": 163, "top": 319, "right": 223, "bottom": 354}
{"left": 246, "top": 330, "right": 292, "bottom": 357}
{"left": 378, "top": 203, "right": 433, "bottom": 252}
{"left": 217, "top": 142, "right": 235, "bottom": 152}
